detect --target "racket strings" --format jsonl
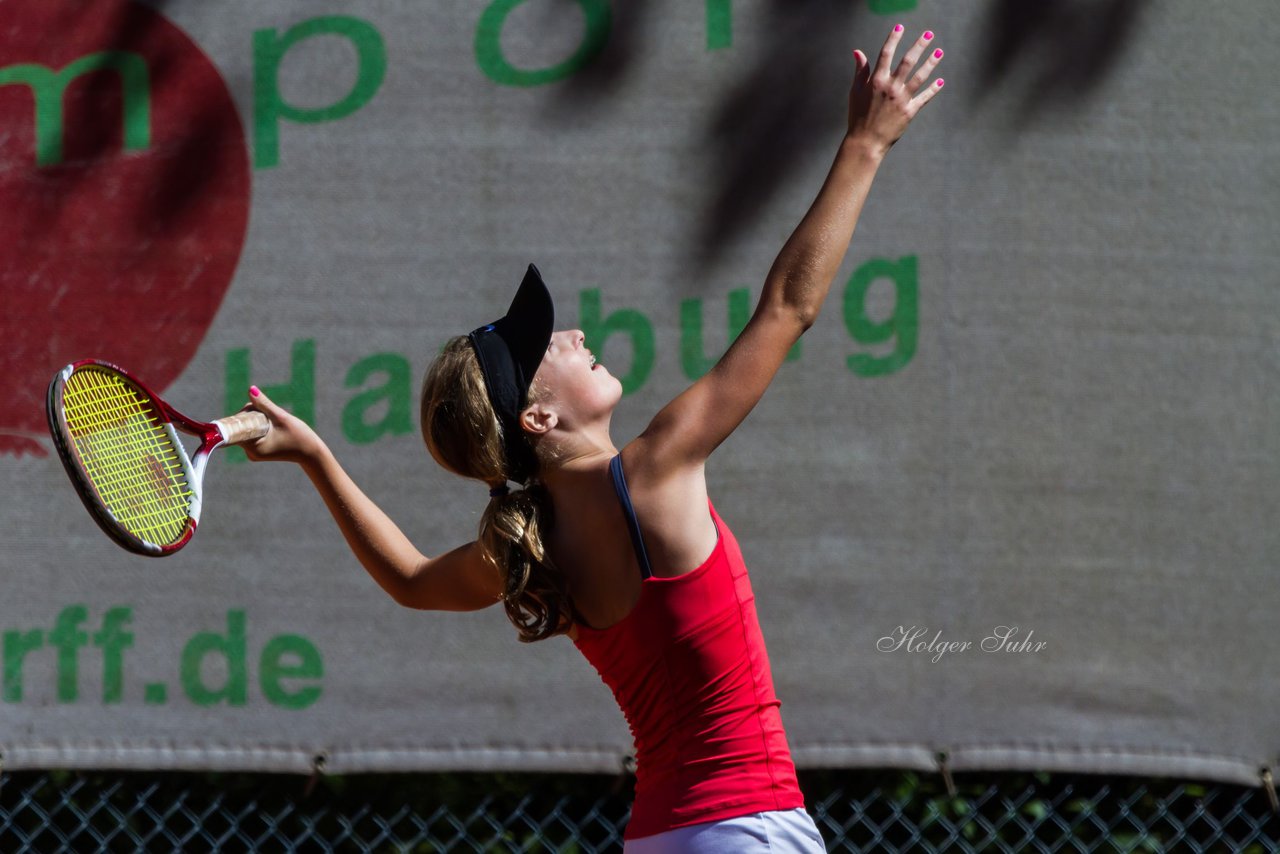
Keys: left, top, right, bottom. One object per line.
{"left": 62, "top": 368, "right": 193, "bottom": 546}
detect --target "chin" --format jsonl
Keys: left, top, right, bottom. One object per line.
{"left": 605, "top": 375, "right": 625, "bottom": 406}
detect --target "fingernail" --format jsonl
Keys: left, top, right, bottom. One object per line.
{"left": 923, "top": 31, "right": 934, "bottom": 40}
{"left": 894, "top": 24, "right": 903, "bottom": 33}
{"left": 250, "top": 385, "right": 260, "bottom": 397}
{"left": 935, "top": 78, "right": 945, "bottom": 88}
{"left": 934, "top": 49, "right": 943, "bottom": 59}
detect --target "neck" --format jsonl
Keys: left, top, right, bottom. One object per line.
{"left": 536, "top": 422, "right": 617, "bottom": 494}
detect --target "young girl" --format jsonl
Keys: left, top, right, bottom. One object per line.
{"left": 244, "top": 25, "right": 943, "bottom": 853}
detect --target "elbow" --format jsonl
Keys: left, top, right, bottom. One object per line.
{"left": 385, "top": 579, "right": 421, "bottom": 610}
{"left": 388, "top": 585, "right": 422, "bottom": 610}
{"left": 374, "top": 561, "right": 433, "bottom": 610}
{"left": 761, "top": 284, "right": 820, "bottom": 333}
{"left": 792, "top": 304, "right": 819, "bottom": 332}
{"left": 389, "top": 585, "right": 446, "bottom": 611}
{"left": 766, "top": 297, "right": 818, "bottom": 335}
{"left": 764, "top": 269, "right": 824, "bottom": 332}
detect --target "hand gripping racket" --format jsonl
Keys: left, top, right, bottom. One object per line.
{"left": 46, "top": 359, "right": 269, "bottom": 556}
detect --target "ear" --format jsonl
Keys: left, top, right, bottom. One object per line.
{"left": 519, "top": 402, "right": 557, "bottom": 437}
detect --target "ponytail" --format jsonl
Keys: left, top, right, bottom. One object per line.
{"left": 421, "top": 337, "right": 576, "bottom": 642}
{"left": 479, "top": 482, "right": 572, "bottom": 642}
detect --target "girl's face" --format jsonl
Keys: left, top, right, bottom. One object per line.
{"left": 526, "top": 329, "right": 622, "bottom": 430}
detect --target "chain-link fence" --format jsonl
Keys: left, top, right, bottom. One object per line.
{"left": 1, "top": 767, "right": 1278, "bottom": 852}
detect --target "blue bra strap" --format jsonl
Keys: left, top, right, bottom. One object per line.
{"left": 609, "top": 455, "right": 654, "bottom": 580}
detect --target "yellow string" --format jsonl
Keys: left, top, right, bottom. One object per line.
{"left": 62, "top": 367, "right": 193, "bottom": 547}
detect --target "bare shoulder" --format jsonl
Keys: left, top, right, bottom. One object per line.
{"left": 617, "top": 439, "right": 717, "bottom": 579}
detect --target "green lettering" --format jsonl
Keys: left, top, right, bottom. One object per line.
{"left": 707, "top": 0, "right": 732, "bottom": 50}
{"left": 844, "top": 256, "right": 918, "bottom": 377}
{"left": 680, "top": 288, "right": 800, "bottom": 381}
{"left": 49, "top": 605, "right": 89, "bottom": 703}
{"left": 0, "top": 51, "right": 150, "bottom": 167}
{"left": 253, "top": 16, "right": 387, "bottom": 168}
{"left": 475, "top": 0, "right": 612, "bottom": 87}
{"left": 342, "top": 353, "right": 413, "bottom": 444}
{"left": 225, "top": 338, "right": 316, "bottom": 462}
{"left": 580, "top": 288, "right": 654, "bottom": 396}
{"left": 868, "top": 0, "right": 919, "bottom": 14}
{"left": 260, "top": 634, "right": 324, "bottom": 710}
{"left": 2, "top": 629, "right": 42, "bottom": 703}
{"left": 681, "top": 297, "right": 715, "bottom": 381}
{"left": 180, "top": 610, "right": 248, "bottom": 707}
{"left": 92, "top": 606, "right": 134, "bottom": 704}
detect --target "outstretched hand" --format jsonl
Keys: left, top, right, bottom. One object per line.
{"left": 848, "top": 25, "right": 945, "bottom": 155}
{"left": 239, "top": 386, "right": 325, "bottom": 465}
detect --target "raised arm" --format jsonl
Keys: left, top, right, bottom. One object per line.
{"left": 243, "top": 387, "right": 502, "bottom": 612}
{"left": 639, "top": 26, "right": 944, "bottom": 472}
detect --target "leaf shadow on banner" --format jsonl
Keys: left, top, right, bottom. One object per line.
{"left": 530, "top": 0, "right": 1152, "bottom": 279}
{"left": 0, "top": 0, "right": 254, "bottom": 459}
{"left": 972, "top": 0, "right": 1153, "bottom": 134}
{"left": 547, "top": 0, "right": 649, "bottom": 102}
{"left": 691, "top": 0, "right": 862, "bottom": 280}
{"left": 688, "top": 0, "right": 1153, "bottom": 277}
{"left": 19, "top": 0, "right": 234, "bottom": 266}
{"left": 118, "top": 0, "right": 229, "bottom": 230}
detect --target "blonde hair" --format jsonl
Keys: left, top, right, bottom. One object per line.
{"left": 420, "top": 337, "right": 574, "bottom": 642}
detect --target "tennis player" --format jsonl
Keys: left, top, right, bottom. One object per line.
{"left": 244, "top": 25, "right": 943, "bottom": 852}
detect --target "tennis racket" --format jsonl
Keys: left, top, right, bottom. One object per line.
{"left": 46, "top": 359, "right": 269, "bottom": 557}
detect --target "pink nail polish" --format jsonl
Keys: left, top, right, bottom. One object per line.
{"left": 934, "top": 49, "right": 943, "bottom": 59}
{"left": 935, "top": 78, "right": 945, "bottom": 88}
{"left": 894, "top": 24, "right": 903, "bottom": 32}
{"left": 924, "top": 31, "right": 934, "bottom": 40}
{"left": 250, "top": 385, "right": 260, "bottom": 397}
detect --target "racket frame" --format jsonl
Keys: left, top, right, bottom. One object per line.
{"left": 47, "top": 359, "right": 244, "bottom": 557}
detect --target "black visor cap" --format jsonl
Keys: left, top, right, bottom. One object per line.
{"left": 466, "top": 264, "right": 555, "bottom": 482}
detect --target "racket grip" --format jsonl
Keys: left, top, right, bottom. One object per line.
{"left": 216, "top": 411, "right": 270, "bottom": 446}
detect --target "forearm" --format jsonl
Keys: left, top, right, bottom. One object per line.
{"left": 762, "top": 135, "right": 886, "bottom": 328}
{"left": 300, "top": 443, "right": 426, "bottom": 603}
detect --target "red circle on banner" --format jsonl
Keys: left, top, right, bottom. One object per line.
{"left": 0, "top": 0, "right": 250, "bottom": 456}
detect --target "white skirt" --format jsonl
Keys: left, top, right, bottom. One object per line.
{"left": 623, "top": 807, "right": 826, "bottom": 853}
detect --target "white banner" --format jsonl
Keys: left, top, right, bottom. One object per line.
{"left": 1, "top": 0, "right": 1276, "bottom": 785}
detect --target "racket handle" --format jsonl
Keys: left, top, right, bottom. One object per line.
{"left": 215, "top": 411, "right": 271, "bottom": 446}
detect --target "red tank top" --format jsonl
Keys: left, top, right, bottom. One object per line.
{"left": 571, "top": 499, "right": 805, "bottom": 840}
